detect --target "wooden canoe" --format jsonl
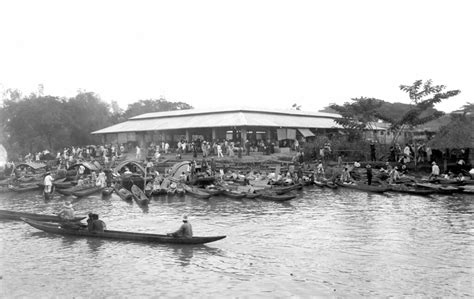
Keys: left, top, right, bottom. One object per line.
{"left": 131, "top": 184, "right": 150, "bottom": 205}
{"left": 72, "top": 186, "right": 105, "bottom": 198}
{"left": 222, "top": 190, "right": 246, "bottom": 199}
{"left": 389, "top": 184, "right": 436, "bottom": 195}
{"left": 182, "top": 185, "right": 211, "bottom": 199}
{"left": 415, "top": 183, "right": 461, "bottom": 194}
{"left": 113, "top": 185, "right": 133, "bottom": 201}
{"left": 258, "top": 192, "right": 296, "bottom": 202}
{"left": 8, "top": 183, "right": 40, "bottom": 192}
{"left": 336, "top": 182, "right": 388, "bottom": 193}
{"left": 0, "top": 209, "right": 85, "bottom": 222}
{"left": 23, "top": 218, "right": 226, "bottom": 245}
{"left": 245, "top": 193, "right": 260, "bottom": 199}
{"left": 102, "top": 187, "right": 114, "bottom": 196}
{"left": 272, "top": 183, "right": 303, "bottom": 195}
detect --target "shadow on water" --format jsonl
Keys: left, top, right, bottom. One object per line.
{"left": 30, "top": 231, "right": 80, "bottom": 248}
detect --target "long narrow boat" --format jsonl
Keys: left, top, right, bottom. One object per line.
{"left": 8, "top": 183, "right": 40, "bottom": 192}
{"left": 222, "top": 190, "right": 246, "bottom": 199}
{"left": 0, "top": 209, "right": 85, "bottom": 222}
{"left": 113, "top": 185, "right": 133, "bottom": 201}
{"left": 182, "top": 185, "right": 212, "bottom": 199}
{"left": 272, "top": 183, "right": 303, "bottom": 195}
{"left": 389, "top": 184, "right": 436, "bottom": 195}
{"left": 56, "top": 184, "right": 95, "bottom": 196}
{"left": 131, "top": 184, "right": 150, "bottom": 205}
{"left": 415, "top": 183, "right": 461, "bottom": 194}
{"left": 23, "top": 218, "right": 226, "bottom": 245}
{"left": 72, "top": 186, "right": 104, "bottom": 198}
{"left": 336, "top": 182, "right": 388, "bottom": 193}
{"left": 258, "top": 192, "right": 296, "bottom": 202}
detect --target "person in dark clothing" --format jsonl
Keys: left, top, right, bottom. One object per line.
{"left": 370, "top": 141, "right": 376, "bottom": 161}
{"left": 366, "top": 164, "right": 373, "bottom": 185}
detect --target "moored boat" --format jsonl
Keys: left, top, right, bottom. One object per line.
{"left": 258, "top": 192, "right": 296, "bottom": 202}
{"left": 0, "top": 209, "right": 85, "bottom": 222}
{"left": 113, "top": 185, "right": 133, "bottom": 201}
{"left": 182, "top": 185, "right": 211, "bottom": 199}
{"left": 72, "top": 186, "right": 104, "bottom": 198}
{"left": 131, "top": 184, "right": 150, "bottom": 205}
{"left": 222, "top": 190, "right": 246, "bottom": 199}
{"left": 389, "top": 184, "right": 436, "bottom": 195}
{"left": 102, "top": 187, "right": 114, "bottom": 196}
{"left": 23, "top": 218, "right": 226, "bottom": 245}
{"left": 8, "top": 183, "right": 40, "bottom": 192}
{"left": 271, "top": 183, "right": 303, "bottom": 195}
{"left": 336, "top": 182, "right": 388, "bottom": 193}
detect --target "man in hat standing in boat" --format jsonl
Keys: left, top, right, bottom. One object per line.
{"left": 43, "top": 171, "right": 54, "bottom": 193}
{"left": 429, "top": 161, "right": 440, "bottom": 180}
{"left": 168, "top": 214, "right": 193, "bottom": 238}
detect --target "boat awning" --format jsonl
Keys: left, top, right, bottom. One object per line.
{"left": 298, "top": 128, "right": 315, "bottom": 137}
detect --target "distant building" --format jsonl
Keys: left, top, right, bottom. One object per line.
{"left": 92, "top": 108, "right": 341, "bottom": 152}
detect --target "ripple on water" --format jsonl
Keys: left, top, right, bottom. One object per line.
{"left": 0, "top": 188, "right": 473, "bottom": 297}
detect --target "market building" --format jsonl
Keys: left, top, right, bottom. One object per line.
{"left": 91, "top": 108, "right": 341, "bottom": 153}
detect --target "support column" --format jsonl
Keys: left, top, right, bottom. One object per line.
{"left": 185, "top": 129, "right": 190, "bottom": 142}
{"left": 241, "top": 128, "right": 247, "bottom": 145}
{"left": 266, "top": 129, "right": 271, "bottom": 143}
{"left": 212, "top": 128, "right": 216, "bottom": 141}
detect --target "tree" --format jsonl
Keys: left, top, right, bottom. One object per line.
{"left": 329, "top": 97, "right": 385, "bottom": 141}
{"left": 123, "top": 98, "right": 193, "bottom": 119}
{"left": 384, "top": 80, "right": 461, "bottom": 145}
{"left": 64, "top": 92, "right": 113, "bottom": 145}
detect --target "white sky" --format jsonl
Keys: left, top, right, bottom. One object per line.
{"left": 0, "top": 0, "right": 472, "bottom": 113}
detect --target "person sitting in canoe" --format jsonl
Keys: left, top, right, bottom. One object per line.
{"left": 340, "top": 167, "right": 353, "bottom": 183}
{"left": 87, "top": 213, "right": 107, "bottom": 233}
{"left": 58, "top": 201, "right": 75, "bottom": 220}
{"left": 168, "top": 214, "right": 193, "bottom": 238}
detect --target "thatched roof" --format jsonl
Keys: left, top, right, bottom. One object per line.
{"left": 428, "top": 117, "right": 474, "bottom": 149}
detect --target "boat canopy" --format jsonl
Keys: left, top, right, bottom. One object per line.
{"left": 15, "top": 162, "right": 47, "bottom": 170}
{"left": 68, "top": 161, "right": 101, "bottom": 172}
{"left": 113, "top": 160, "right": 146, "bottom": 175}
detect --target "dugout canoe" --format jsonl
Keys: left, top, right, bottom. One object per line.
{"left": 72, "top": 186, "right": 105, "bottom": 198}
{"left": 388, "top": 184, "right": 436, "bottom": 195}
{"left": 113, "top": 185, "right": 133, "bottom": 201}
{"left": 131, "top": 184, "right": 150, "bottom": 205}
{"left": 8, "top": 183, "right": 40, "bottom": 192}
{"left": 222, "top": 190, "right": 246, "bottom": 199}
{"left": 102, "top": 187, "right": 114, "bottom": 196}
{"left": 23, "top": 218, "right": 226, "bottom": 245}
{"left": 182, "top": 185, "right": 212, "bottom": 199}
{"left": 272, "top": 183, "right": 303, "bottom": 195}
{"left": 258, "top": 192, "right": 296, "bottom": 202}
{"left": 0, "top": 209, "right": 85, "bottom": 222}
{"left": 336, "top": 182, "right": 388, "bottom": 193}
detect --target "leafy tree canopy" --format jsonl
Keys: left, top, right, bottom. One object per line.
{"left": 123, "top": 98, "right": 193, "bottom": 119}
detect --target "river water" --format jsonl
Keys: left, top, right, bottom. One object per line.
{"left": 0, "top": 187, "right": 472, "bottom": 298}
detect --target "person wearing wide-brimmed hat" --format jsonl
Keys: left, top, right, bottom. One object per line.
{"left": 58, "top": 201, "right": 75, "bottom": 220}
{"left": 168, "top": 214, "right": 193, "bottom": 238}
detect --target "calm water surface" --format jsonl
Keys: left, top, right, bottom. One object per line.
{"left": 0, "top": 187, "right": 472, "bottom": 297}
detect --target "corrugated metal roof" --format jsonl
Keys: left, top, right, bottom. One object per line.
{"left": 92, "top": 109, "right": 341, "bottom": 134}
{"left": 130, "top": 107, "right": 340, "bottom": 120}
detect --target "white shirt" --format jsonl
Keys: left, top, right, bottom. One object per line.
{"left": 44, "top": 175, "right": 54, "bottom": 186}
{"left": 432, "top": 164, "right": 440, "bottom": 176}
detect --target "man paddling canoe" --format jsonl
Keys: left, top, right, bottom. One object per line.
{"left": 168, "top": 214, "right": 193, "bottom": 238}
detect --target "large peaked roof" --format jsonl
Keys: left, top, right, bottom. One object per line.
{"left": 92, "top": 108, "right": 340, "bottom": 134}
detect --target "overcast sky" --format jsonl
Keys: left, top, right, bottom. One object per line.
{"left": 0, "top": 0, "right": 472, "bottom": 113}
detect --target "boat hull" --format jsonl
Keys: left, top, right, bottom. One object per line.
{"left": 23, "top": 218, "right": 226, "bottom": 245}
{"left": 0, "top": 209, "right": 85, "bottom": 222}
